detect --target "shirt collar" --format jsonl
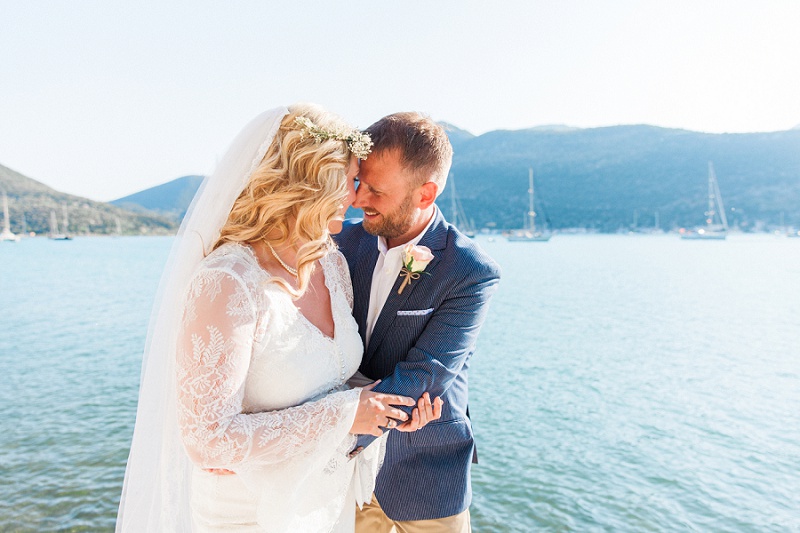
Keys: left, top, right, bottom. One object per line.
{"left": 377, "top": 205, "right": 438, "bottom": 256}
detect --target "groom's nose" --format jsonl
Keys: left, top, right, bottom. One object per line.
{"left": 352, "top": 186, "right": 368, "bottom": 209}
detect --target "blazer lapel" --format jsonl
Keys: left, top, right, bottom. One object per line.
{"left": 365, "top": 209, "right": 449, "bottom": 362}
{"left": 352, "top": 234, "right": 378, "bottom": 345}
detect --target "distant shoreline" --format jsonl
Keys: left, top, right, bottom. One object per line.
{"left": 6, "top": 228, "right": 799, "bottom": 239}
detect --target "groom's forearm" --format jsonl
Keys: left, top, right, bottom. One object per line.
{"left": 369, "top": 272, "right": 499, "bottom": 409}
{"left": 350, "top": 273, "right": 498, "bottom": 455}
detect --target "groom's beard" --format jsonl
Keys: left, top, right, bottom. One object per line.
{"left": 361, "top": 193, "right": 415, "bottom": 240}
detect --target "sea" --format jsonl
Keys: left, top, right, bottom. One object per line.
{"left": 1, "top": 234, "right": 798, "bottom": 532}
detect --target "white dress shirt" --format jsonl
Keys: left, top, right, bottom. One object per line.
{"left": 364, "top": 207, "right": 438, "bottom": 346}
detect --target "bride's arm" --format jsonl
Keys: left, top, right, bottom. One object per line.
{"left": 176, "top": 268, "right": 361, "bottom": 470}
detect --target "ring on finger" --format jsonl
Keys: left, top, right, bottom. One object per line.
{"left": 386, "top": 419, "right": 397, "bottom": 429}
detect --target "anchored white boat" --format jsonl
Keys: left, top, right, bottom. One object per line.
{"left": 681, "top": 162, "right": 728, "bottom": 240}
{"left": 1, "top": 192, "right": 20, "bottom": 242}
{"left": 507, "top": 168, "right": 551, "bottom": 242}
{"left": 49, "top": 207, "right": 72, "bottom": 240}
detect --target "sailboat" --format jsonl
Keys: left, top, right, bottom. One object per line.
{"left": 49, "top": 207, "right": 72, "bottom": 240}
{"left": 507, "top": 168, "right": 551, "bottom": 242}
{"left": 449, "top": 174, "right": 475, "bottom": 237}
{"left": 1, "top": 192, "right": 20, "bottom": 242}
{"left": 681, "top": 162, "right": 728, "bottom": 240}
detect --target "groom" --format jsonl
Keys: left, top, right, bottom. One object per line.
{"left": 335, "top": 112, "right": 500, "bottom": 531}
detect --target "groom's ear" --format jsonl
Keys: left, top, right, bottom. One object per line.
{"left": 417, "top": 181, "right": 438, "bottom": 209}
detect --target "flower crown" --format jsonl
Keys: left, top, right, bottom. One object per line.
{"left": 294, "top": 116, "right": 373, "bottom": 159}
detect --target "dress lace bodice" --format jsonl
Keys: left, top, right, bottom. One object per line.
{"left": 176, "top": 242, "right": 364, "bottom": 470}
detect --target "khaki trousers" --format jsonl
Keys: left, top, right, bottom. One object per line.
{"left": 356, "top": 494, "right": 471, "bottom": 533}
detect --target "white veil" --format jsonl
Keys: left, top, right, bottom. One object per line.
{"left": 116, "top": 107, "right": 289, "bottom": 532}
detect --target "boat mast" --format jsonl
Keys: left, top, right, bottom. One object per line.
{"left": 527, "top": 168, "right": 536, "bottom": 233}
{"left": 705, "top": 162, "right": 716, "bottom": 226}
{"left": 62, "top": 204, "right": 69, "bottom": 234}
{"left": 709, "top": 162, "right": 728, "bottom": 228}
{"left": 50, "top": 210, "right": 59, "bottom": 236}
{"left": 2, "top": 193, "right": 11, "bottom": 234}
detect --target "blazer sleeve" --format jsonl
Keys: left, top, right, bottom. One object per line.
{"left": 354, "top": 259, "right": 500, "bottom": 448}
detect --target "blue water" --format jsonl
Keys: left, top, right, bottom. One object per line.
{"left": 1, "top": 235, "right": 799, "bottom": 532}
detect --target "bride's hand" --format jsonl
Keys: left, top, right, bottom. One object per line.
{"left": 395, "top": 392, "right": 444, "bottom": 433}
{"left": 351, "top": 381, "right": 416, "bottom": 437}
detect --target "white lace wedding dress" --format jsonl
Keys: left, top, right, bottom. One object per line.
{"left": 176, "top": 241, "right": 374, "bottom": 532}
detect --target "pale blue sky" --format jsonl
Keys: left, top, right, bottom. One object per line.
{"left": 2, "top": 0, "right": 799, "bottom": 201}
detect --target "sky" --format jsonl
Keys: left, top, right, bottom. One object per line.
{"left": 2, "top": 0, "right": 799, "bottom": 201}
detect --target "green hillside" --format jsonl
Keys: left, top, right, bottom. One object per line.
{"left": 444, "top": 125, "right": 800, "bottom": 232}
{"left": 0, "top": 164, "right": 177, "bottom": 236}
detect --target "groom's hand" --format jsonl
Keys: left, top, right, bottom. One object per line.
{"left": 350, "top": 381, "right": 415, "bottom": 437}
{"left": 396, "top": 392, "right": 443, "bottom": 432}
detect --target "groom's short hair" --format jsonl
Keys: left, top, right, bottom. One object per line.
{"left": 365, "top": 112, "right": 452, "bottom": 194}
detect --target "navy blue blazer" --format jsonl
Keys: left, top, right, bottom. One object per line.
{"left": 334, "top": 209, "right": 500, "bottom": 521}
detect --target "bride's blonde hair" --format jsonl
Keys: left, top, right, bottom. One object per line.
{"left": 213, "top": 103, "right": 354, "bottom": 297}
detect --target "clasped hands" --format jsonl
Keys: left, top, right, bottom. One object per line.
{"left": 205, "top": 382, "right": 443, "bottom": 475}
{"left": 349, "top": 380, "right": 444, "bottom": 437}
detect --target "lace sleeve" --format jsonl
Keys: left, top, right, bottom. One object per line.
{"left": 176, "top": 267, "right": 360, "bottom": 470}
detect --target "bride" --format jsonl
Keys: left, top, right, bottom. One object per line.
{"left": 116, "top": 104, "right": 441, "bottom": 532}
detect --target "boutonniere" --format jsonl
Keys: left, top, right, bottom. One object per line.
{"left": 398, "top": 244, "right": 434, "bottom": 294}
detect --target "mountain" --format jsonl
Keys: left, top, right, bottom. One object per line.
{"left": 439, "top": 122, "right": 475, "bottom": 151}
{"left": 444, "top": 125, "right": 800, "bottom": 232}
{"left": 111, "top": 175, "right": 203, "bottom": 221}
{"left": 0, "top": 163, "right": 177, "bottom": 235}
